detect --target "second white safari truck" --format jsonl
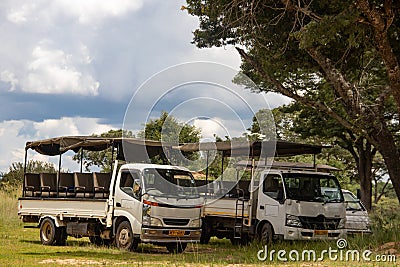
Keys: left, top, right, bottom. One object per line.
{"left": 18, "top": 136, "right": 203, "bottom": 253}
{"left": 179, "top": 140, "right": 347, "bottom": 244}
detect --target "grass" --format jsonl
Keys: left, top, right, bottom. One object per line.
{"left": 1, "top": 190, "right": 399, "bottom": 266}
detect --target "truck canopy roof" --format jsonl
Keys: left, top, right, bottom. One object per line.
{"left": 25, "top": 136, "right": 169, "bottom": 161}
{"left": 235, "top": 160, "right": 339, "bottom": 172}
{"left": 120, "top": 163, "right": 191, "bottom": 172}
{"left": 25, "top": 135, "right": 325, "bottom": 161}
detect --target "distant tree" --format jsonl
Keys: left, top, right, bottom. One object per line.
{"left": 73, "top": 129, "right": 134, "bottom": 172}
{"left": 138, "top": 111, "right": 201, "bottom": 164}
{"left": 1, "top": 160, "right": 56, "bottom": 189}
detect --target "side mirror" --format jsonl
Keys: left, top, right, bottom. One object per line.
{"left": 277, "top": 189, "right": 285, "bottom": 204}
{"left": 133, "top": 181, "right": 141, "bottom": 198}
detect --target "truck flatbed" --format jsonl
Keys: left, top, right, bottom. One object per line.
{"left": 204, "top": 197, "right": 250, "bottom": 218}
{"left": 18, "top": 198, "right": 108, "bottom": 220}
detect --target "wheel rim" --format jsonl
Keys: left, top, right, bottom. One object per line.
{"left": 42, "top": 221, "right": 53, "bottom": 242}
{"left": 118, "top": 228, "right": 132, "bottom": 247}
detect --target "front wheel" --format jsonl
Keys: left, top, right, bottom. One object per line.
{"left": 166, "top": 242, "right": 187, "bottom": 253}
{"left": 115, "top": 221, "right": 138, "bottom": 251}
{"left": 260, "top": 223, "right": 273, "bottom": 245}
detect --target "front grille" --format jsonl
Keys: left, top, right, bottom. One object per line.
{"left": 163, "top": 218, "right": 189, "bottom": 226}
{"left": 299, "top": 215, "right": 340, "bottom": 230}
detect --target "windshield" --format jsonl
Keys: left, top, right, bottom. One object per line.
{"left": 142, "top": 168, "right": 199, "bottom": 199}
{"left": 343, "top": 191, "right": 365, "bottom": 211}
{"left": 283, "top": 173, "right": 343, "bottom": 203}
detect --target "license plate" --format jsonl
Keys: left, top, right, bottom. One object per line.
{"left": 169, "top": 230, "right": 185, "bottom": 236}
{"left": 314, "top": 230, "right": 328, "bottom": 236}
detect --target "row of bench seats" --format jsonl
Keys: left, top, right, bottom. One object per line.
{"left": 23, "top": 172, "right": 112, "bottom": 199}
{"left": 195, "top": 180, "right": 251, "bottom": 199}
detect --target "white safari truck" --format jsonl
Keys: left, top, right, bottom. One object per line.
{"left": 18, "top": 136, "right": 203, "bottom": 253}
{"left": 179, "top": 141, "right": 347, "bottom": 244}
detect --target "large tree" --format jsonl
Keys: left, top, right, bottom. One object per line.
{"left": 184, "top": 0, "right": 400, "bottom": 204}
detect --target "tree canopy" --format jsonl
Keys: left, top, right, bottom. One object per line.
{"left": 138, "top": 111, "right": 201, "bottom": 164}
{"left": 0, "top": 160, "right": 56, "bottom": 190}
{"left": 184, "top": 0, "right": 400, "bottom": 204}
{"left": 74, "top": 113, "right": 201, "bottom": 170}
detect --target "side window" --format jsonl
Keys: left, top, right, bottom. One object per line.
{"left": 120, "top": 171, "right": 140, "bottom": 199}
{"left": 263, "top": 174, "right": 284, "bottom": 200}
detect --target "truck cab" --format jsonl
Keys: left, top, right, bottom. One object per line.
{"left": 112, "top": 163, "right": 203, "bottom": 250}
{"left": 257, "top": 169, "right": 346, "bottom": 241}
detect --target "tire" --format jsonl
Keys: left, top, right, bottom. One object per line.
{"left": 55, "top": 227, "right": 67, "bottom": 246}
{"left": 40, "top": 218, "right": 57, "bottom": 246}
{"left": 260, "top": 223, "right": 273, "bottom": 245}
{"left": 166, "top": 242, "right": 187, "bottom": 253}
{"left": 115, "top": 221, "right": 138, "bottom": 251}
{"left": 199, "top": 219, "right": 211, "bottom": 244}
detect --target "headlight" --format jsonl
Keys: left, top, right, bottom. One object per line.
{"left": 337, "top": 218, "right": 346, "bottom": 229}
{"left": 189, "top": 219, "right": 201, "bottom": 228}
{"left": 142, "top": 216, "right": 163, "bottom": 227}
{"left": 286, "top": 214, "right": 302, "bottom": 227}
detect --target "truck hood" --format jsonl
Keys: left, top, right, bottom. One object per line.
{"left": 285, "top": 199, "right": 345, "bottom": 219}
{"left": 345, "top": 210, "right": 370, "bottom": 230}
{"left": 146, "top": 195, "right": 203, "bottom": 208}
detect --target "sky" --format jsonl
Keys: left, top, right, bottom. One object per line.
{"left": 0, "top": 0, "right": 291, "bottom": 173}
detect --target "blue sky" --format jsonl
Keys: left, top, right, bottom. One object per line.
{"left": 0, "top": 0, "right": 290, "bottom": 173}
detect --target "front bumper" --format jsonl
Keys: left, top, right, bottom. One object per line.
{"left": 284, "top": 227, "right": 346, "bottom": 240}
{"left": 346, "top": 228, "right": 372, "bottom": 235}
{"left": 141, "top": 227, "right": 201, "bottom": 243}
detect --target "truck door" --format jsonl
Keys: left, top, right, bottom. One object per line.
{"left": 114, "top": 170, "right": 143, "bottom": 234}
{"left": 257, "top": 173, "right": 285, "bottom": 235}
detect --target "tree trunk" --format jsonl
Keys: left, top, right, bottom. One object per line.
{"left": 372, "top": 123, "right": 400, "bottom": 206}
{"left": 354, "top": 139, "right": 373, "bottom": 211}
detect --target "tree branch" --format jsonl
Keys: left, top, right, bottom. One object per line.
{"left": 236, "top": 47, "right": 362, "bottom": 138}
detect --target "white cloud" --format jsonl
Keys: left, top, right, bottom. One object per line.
{"left": 22, "top": 41, "right": 99, "bottom": 95}
{"left": 54, "top": 0, "right": 144, "bottom": 24}
{"left": 0, "top": 117, "right": 115, "bottom": 172}
{"left": 6, "top": 2, "right": 36, "bottom": 24}
{"left": 6, "top": 0, "right": 144, "bottom": 26}
{"left": 193, "top": 117, "right": 246, "bottom": 140}
{"left": 0, "top": 70, "right": 18, "bottom": 91}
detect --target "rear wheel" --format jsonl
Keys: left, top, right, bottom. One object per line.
{"left": 115, "top": 221, "right": 138, "bottom": 251}
{"left": 40, "top": 218, "right": 57, "bottom": 245}
{"left": 166, "top": 242, "right": 187, "bottom": 253}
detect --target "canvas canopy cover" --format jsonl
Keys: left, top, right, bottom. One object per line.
{"left": 25, "top": 136, "right": 324, "bottom": 162}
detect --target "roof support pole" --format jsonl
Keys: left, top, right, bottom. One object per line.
{"left": 205, "top": 150, "right": 209, "bottom": 197}
{"left": 57, "top": 150, "right": 62, "bottom": 197}
{"left": 80, "top": 148, "right": 83, "bottom": 173}
{"left": 221, "top": 151, "right": 224, "bottom": 181}
{"left": 23, "top": 148, "right": 28, "bottom": 197}
{"left": 110, "top": 142, "right": 115, "bottom": 174}
{"left": 313, "top": 153, "right": 316, "bottom": 170}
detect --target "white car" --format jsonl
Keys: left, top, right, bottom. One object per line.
{"left": 342, "top": 189, "right": 371, "bottom": 234}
